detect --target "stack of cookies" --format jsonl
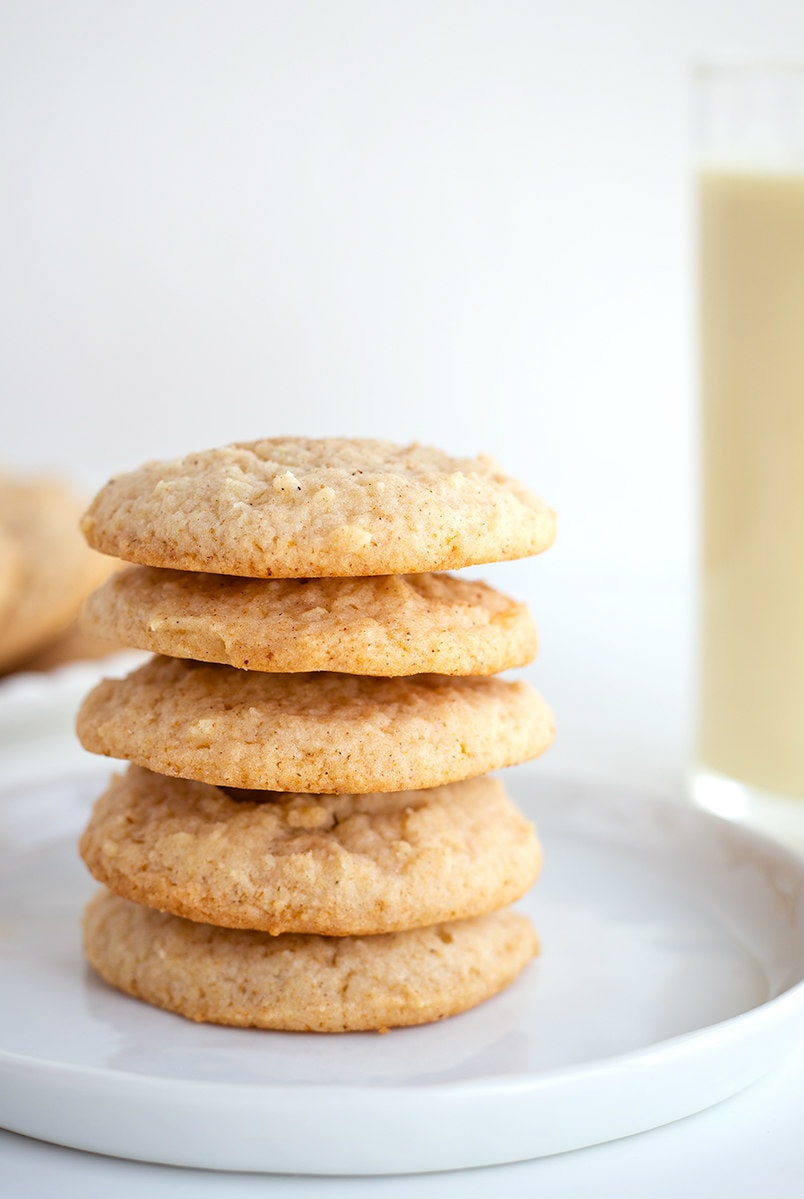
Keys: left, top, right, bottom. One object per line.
{"left": 75, "top": 438, "right": 557, "bottom": 1032}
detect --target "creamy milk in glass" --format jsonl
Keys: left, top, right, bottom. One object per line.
{"left": 698, "top": 170, "right": 804, "bottom": 795}
{"left": 693, "top": 63, "right": 804, "bottom": 823}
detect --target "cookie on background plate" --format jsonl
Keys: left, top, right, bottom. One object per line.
{"left": 81, "top": 438, "right": 557, "bottom": 577}
{"left": 0, "top": 523, "right": 22, "bottom": 629}
{"left": 83, "top": 889, "right": 539, "bottom": 1032}
{"left": 79, "top": 766, "right": 542, "bottom": 935}
{"left": 15, "top": 618, "right": 127, "bottom": 672}
{"left": 81, "top": 566, "right": 538, "bottom": 676}
{"left": 76, "top": 656, "right": 555, "bottom": 793}
{"left": 0, "top": 475, "right": 115, "bottom": 672}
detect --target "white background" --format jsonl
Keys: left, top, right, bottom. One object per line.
{"left": 1, "top": 1, "right": 803, "bottom": 791}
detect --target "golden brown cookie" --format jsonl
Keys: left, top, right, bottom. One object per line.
{"left": 79, "top": 766, "right": 542, "bottom": 935}
{"left": 76, "top": 656, "right": 555, "bottom": 793}
{"left": 83, "top": 889, "right": 539, "bottom": 1031}
{"left": 15, "top": 618, "right": 126, "bottom": 672}
{"left": 0, "top": 523, "right": 22, "bottom": 629}
{"left": 80, "top": 438, "right": 557, "bottom": 577}
{"left": 80, "top": 566, "right": 538, "bottom": 676}
{"left": 0, "top": 475, "right": 114, "bottom": 672}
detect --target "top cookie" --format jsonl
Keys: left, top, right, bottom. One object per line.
{"left": 80, "top": 438, "right": 556, "bottom": 577}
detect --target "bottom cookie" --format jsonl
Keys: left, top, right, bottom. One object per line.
{"left": 83, "top": 890, "right": 539, "bottom": 1033}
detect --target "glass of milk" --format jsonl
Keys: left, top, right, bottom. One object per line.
{"left": 691, "top": 59, "right": 804, "bottom": 844}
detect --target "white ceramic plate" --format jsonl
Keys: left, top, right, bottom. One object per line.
{"left": 1, "top": 762, "right": 803, "bottom": 1176}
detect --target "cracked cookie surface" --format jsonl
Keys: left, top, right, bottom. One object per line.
{"left": 80, "top": 438, "right": 557, "bottom": 577}
{"left": 83, "top": 889, "right": 539, "bottom": 1031}
{"left": 81, "top": 566, "right": 538, "bottom": 675}
{"left": 76, "top": 656, "right": 555, "bottom": 792}
{"left": 80, "top": 766, "right": 542, "bottom": 935}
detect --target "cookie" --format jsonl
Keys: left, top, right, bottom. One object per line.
{"left": 83, "top": 889, "right": 539, "bottom": 1031}
{"left": 0, "top": 523, "right": 22, "bottom": 628}
{"left": 80, "top": 438, "right": 557, "bottom": 577}
{"left": 0, "top": 475, "right": 113, "bottom": 672}
{"left": 80, "top": 566, "right": 538, "bottom": 676}
{"left": 17, "top": 618, "right": 126, "bottom": 672}
{"left": 76, "top": 656, "right": 555, "bottom": 792}
{"left": 79, "top": 765, "right": 542, "bottom": 935}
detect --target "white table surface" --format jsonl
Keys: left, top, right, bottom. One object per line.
{"left": 2, "top": 561, "right": 803, "bottom": 1198}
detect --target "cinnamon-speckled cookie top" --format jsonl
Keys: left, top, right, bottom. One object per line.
{"left": 81, "top": 566, "right": 538, "bottom": 676}
{"left": 76, "top": 656, "right": 555, "bottom": 793}
{"left": 80, "top": 438, "right": 556, "bottom": 577}
{"left": 79, "top": 766, "right": 542, "bottom": 935}
{"left": 83, "top": 889, "right": 539, "bottom": 1031}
